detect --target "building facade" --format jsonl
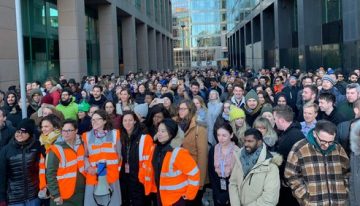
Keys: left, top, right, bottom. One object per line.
{"left": 0, "top": 0, "right": 173, "bottom": 88}
{"left": 172, "top": 0, "right": 228, "bottom": 69}
{"left": 227, "top": 0, "right": 360, "bottom": 73}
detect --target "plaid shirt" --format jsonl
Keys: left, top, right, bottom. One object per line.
{"left": 285, "top": 139, "right": 349, "bottom": 206}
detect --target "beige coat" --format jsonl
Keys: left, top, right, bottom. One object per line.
{"left": 229, "top": 144, "right": 282, "bottom": 206}
{"left": 181, "top": 116, "right": 208, "bottom": 187}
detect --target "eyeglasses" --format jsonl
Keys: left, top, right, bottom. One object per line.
{"left": 315, "top": 132, "right": 334, "bottom": 145}
{"left": 61, "top": 129, "right": 75, "bottom": 133}
{"left": 91, "top": 118, "right": 103, "bottom": 122}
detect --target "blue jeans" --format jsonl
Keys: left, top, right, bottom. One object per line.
{"left": 9, "top": 198, "right": 41, "bottom": 206}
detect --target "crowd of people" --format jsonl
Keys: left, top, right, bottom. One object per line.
{"left": 0, "top": 66, "right": 359, "bottom": 206}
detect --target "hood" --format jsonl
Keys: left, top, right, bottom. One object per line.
{"left": 153, "top": 126, "right": 184, "bottom": 149}
{"left": 350, "top": 121, "right": 360, "bottom": 155}
{"left": 270, "top": 152, "right": 283, "bottom": 166}
{"left": 306, "top": 128, "right": 336, "bottom": 155}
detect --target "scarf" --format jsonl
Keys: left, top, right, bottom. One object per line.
{"left": 222, "top": 112, "right": 229, "bottom": 121}
{"left": 240, "top": 144, "right": 262, "bottom": 177}
{"left": 60, "top": 98, "right": 71, "bottom": 106}
{"left": 94, "top": 129, "right": 109, "bottom": 138}
{"left": 39, "top": 130, "right": 61, "bottom": 150}
{"left": 178, "top": 119, "right": 190, "bottom": 133}
{"left": 214, "top": 142, "right": 236, "bottom": 178}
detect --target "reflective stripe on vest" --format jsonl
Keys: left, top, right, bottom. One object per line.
{"left": 57, "top": 172, "right": 77, "bottom": 180}
{"left": 54, "top": 145, "right": 67, "bottom": 168}
{"left": 39, "top": 169, "right": 45, "bottom": 174}
{"left": 139, "top": 135, "right": 146, "bottom": 161}
{"left": 160, "top": 147, "right": 182, "bottom": 177}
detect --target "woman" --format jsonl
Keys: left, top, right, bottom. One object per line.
{"left": 229, "top": 105, "right": 249, "bottom": 147}
{"left": 30, "top": 104, "right": 64, "bottom": 127}
{"left": 275, "top": 92, "right": 287, "bottom": 106}
{"left": 46, "top": 120, "right": 86, "bottom": 206}
{"left": 273, "top": 76, "right": 284, "bottom": 94}
{"left": 207, "top": 90, "right": 223, "bottom": 146}
{"left": 0, "top": 119, "right": 42, "bottom": 206}
{"left": 38, "top": 114, "right": 62, "bottom": 203}
{"left": 176, "top": 100, "right": 208, "bottom": 205}
{"left": 134, "top": 84, "right": 146, "bottom": 104}
{"left": 257, "top": 90, "right": 273, "bottom": 106}
{"left": 264, "top": 87, "right": 275, "bottom": 103}
{"left": 120, "top": 111, "right": 153, "bottom": 206}
{"left": 260, "top": 103, "right": 276, "bottom": 128}
{"left": 82, "top": 110, "right": 122, "bottom": 206}
{"left": 103, "top": 100, "right": 122, "bottom": 129}
{"left": 77, "top": 101, "right": 92, "bottom": 135}
{"left": 146, "top": 105, "right": 171, "bottom": 137}
{"left": 253, "top": 117, "right": 278, "bottom": 150}
{"left": 208, "top": 122, "right": 240, "bottom": 206}
{"left": 161, "top": 93, "right": 177, "bottom": 118}
{"left": 116, "top": 88, "right": 137, "bottom": 115}
{"left": 140, "top": 118, "right": 200, "bottom": 206}
{"left": 193, "top": 95, "right": 207, "bottom": 126}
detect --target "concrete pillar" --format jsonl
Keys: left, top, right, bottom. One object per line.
{"left": 0, "top": 0, "right": 18, "bottom": 88}
{"left": 156, "top": 32, "right": 163, "bottom": 70}
{"left": 148, "top": 28, "right": 157, "bottom": 70}
{"left": 162, "top": 35, "right": 168, "bottom": 70}
{"left": 98, "top": 3, "right": 119, "bottom": 75}
{"left": 58, "top": 0, "right": 87, "bottom": 81}
{"left": 167, "top": 37, "right": 171, "bottom": 69}
{"left": 169, "top": 39, "right": 174, "bottom": 69}
{"left": 136, "top": 23, "right": 149, "bottom": 72}
{"left": 121, "top": 16, "right": 137, "bottom": 73}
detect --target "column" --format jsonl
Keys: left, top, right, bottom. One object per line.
{"left": 156, "top": 32, "right": 163, "bottom": 70}
{"left": 0, "top": 0, "right": 18, "bottom": 88}
{"left": 169, "top": 39, "right": 174, "bottom": 69}
{"left": 148, "top": 28, "right": 157, "bottom": 70}
{"left": 162, "top": 35, "right": 168, "bottom": 70}
{"left": 58, "top": 0, "right": 87, "bottom": 81}
{"left": 98, "top": 3, "right": 119, "bottom": 75}
{"left": 121, "top": 16, "right": 137, "bottom": 74}
{"left": 136, "top": 23, "right": 149, "bottom": 72}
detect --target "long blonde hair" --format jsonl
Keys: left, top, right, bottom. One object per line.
{"left": 253, "top": 117, "right": 278, "bottom": 147}
{"left": 230, "top": 117, "right": 249, "bottom": 147}
{"left": 193, "top": 95, "right": 207, "bottom": 110}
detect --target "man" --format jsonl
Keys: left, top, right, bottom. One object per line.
{"left": 282, "top": 76, "right": 300, "bottom": 113}
{"left": 318, "top": 92, "right": 347, "bottom": 125}
{"left": 27, "top": 88, "right": 42, "bottom": 117}
{"left": 56, "top": 89, "right": 78, "bottom": 120}
{"left": 273, "top": 105, "right": 304, "bottom": 206}
{"left": 319, "top": 74, "right": 345, "bottom": 106}
{"left": 43, "top": 79, "right": 61, "bottom": 106}
{"left": 243, "top": 89, "right": 262, "bottom": 126}
{"left": 230, "top": 83, "right": 246, "bottom": 108}
{"left": 0, "top": 108, "right": 15, "bottom": 151}
{"left": 337, "top": 83, "right": 360, "bottom": 121}
{"left": 209, "top": 78, "right": 222, "bottom": 95}
{"left": 349, "top": 72, "right": 358, "bottom": 84}
{"left": 229, "top": 128, "right": 281, "bottom": 206}
{"left": 296, "top": 85, "right": 318, "bottom": 122}
{"left": 335, "top": 71, "right": 347, "bottom": 95}
{"left": 88, "top": 85, "right": 107, "bottom": 108}
{"left": 31, "top": 80, "right": 46, "bottom": 96}
{"left": 285, "top": 120, "right": 349, "bottom": 205}
{"left": 300, "top": 103, "right": 318, "bottom": 137}
{"left": 295, "top": 76, "right": 314, "bottom": 111}
{"left": 188, "top": 81, "right": 205, "bottom": 100}
{"left": 349, "top": 118, "right": 360, "bottom": 206}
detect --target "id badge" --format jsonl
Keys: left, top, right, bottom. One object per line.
{"left": 125, "top": 163, "right": 130, "bottom": 173}
{"left": 220, "top": 178, "right": 227, "bottom": 190}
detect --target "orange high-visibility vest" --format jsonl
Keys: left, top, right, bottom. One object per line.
{"left": 82, "top": 130, "right": 121, "bottom": 185}
{"left": 39, "top": 149, "right": 49, "bottom": 190}
{"left": 140, "top": 147, "right": 200, "bottom": 206}
{"left": 50, "top": 143, "right": 85, "bottom": 200}
{"left": 138, "top": 134, "right": 154, "bottom": 182}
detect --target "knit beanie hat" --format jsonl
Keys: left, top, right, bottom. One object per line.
{"left": 229, "top": 105, "right": 246, "bottom": 121}
{"left": 245, "top": 89, "right": 259, "bottom": 102}
{"left": 322, "top": 75, "right": 336, "bottom": 85}
{"left": 134, "top": 103, "right": 149, "bottom": 118}
{"left": 161, "top": 92, "right": 174, "bottom": 103}
{"left": 30, "top": 89, "right": 42, "bottom": 97}
{"left": 17, "top": 118, "right": 35, "bottom": 136}
{"left": 162, "top": 118, "right": 178, "bottom": 139}
{"left": 78, "top": 101, "right": 91, "bottom": 112}
{"left": 260, "top": 103, "right": 273, "bottom": 115}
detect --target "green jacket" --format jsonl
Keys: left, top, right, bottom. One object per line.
{"left": 56, "top": 97, "right": 78, "bottom": 120}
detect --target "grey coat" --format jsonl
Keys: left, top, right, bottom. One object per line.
{"left": 350, "top": 123, "right": 360, "bottom": 206}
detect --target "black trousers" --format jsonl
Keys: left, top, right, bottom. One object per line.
{"left": 185, "top": 189, "right": 204, "bottom": 206}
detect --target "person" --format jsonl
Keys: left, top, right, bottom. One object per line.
{"left": 230, "top": 83, "right": 245, "bottom": 108}
{"left": 176, "top": 99, "right": 208, "bottom": 205}
{"left": 0, "top": 108, "right": 15, "bottom": 151}
{"left": 82, "top": 110, "right": 122, "bottom": 206}
{"left": 43, "top": 79, "right": 61, "bottom": 106}
{"left": 0, "top": 118, "right": 42, "bottom": 206}
{"left": 300, "top": 103, "right": 318, "bottom": 137}
{"left": 207, "top": 90, "right": 223, "bottom": 146}
{"left": 56, "top": 89, "right": 78, "bottom": 120}
{"left": 161, "top": 92, "right": 177, "bottom": 118}
{"left": 229, "top": 105, "right": 248, "bottom": 147}
{"left": 243, "top": 89, "right": 262, "bottom": 126}
{"left": 318, "top": 92, "right": 347, "bottom": 125}
{"left": 208, "top": 122, "right": 240, "bottom": 206}
{"left": 282, "top": 76, "right": 300, "bottom": 113}
{"left": 260, "top": 103, "right": 275, "bottom": 128}
{"left": 120, "top": 111, "right": 153, "bottom": 206}
{"left": 27, "top": 88, "right": 42, "bottom": 117}
{"left": 3, "top": 91, "right": 22, "bottom": 127}
{"left": 349, "top": 118, "right": 360, "bottom": 206}
{"left": 253, "top": 117, "right": 278, "bottom": 150}
{"left": 146, "top": 105, "right": 171, "bottom": 137}
{"left": 77, "top": 101, "right": 92, "bottom": 135}
{"left": 319, "top": 74, "right": 345, "bottom": 106}
{"left": 115, "top": 88, "right": 137, "bottom": 115}
{"left": 285, "top": 120, "right": 349, "bottom": 205}
{"left": 296, "top": 85, "right": 318, "bottom": 122}
{"left": 103, "top": 100, "right": 121, "bottom": 129}
{"left": 46, "top": 120, "right": 86, "bottom": 206}
{"left": 273, "top": 105, "right": 304, "bottom": 206}
{"left": 337, "top": 83, "right": 360, "bottom": 121}
{"left": 88, "top": 85, "right": 107, "bottom": 108}
{"left": 139, "top": 118, "right": 200, "bottom": 206}
{"left": 38, "top": 114, "right": 62, "bottom": 203}
{"left": 229, "top": 128, "right": 281, "bottom": 206}
{"left": 192, "top": 95, "right": 207, "bottom": 126}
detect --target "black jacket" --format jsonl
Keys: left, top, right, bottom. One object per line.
{"left": 0, "top": 136, "right": 42, "bottom": 204}
{"left": 275, "top": 122, "right": 305, "bottom": 179}
{"left": 88, "top": 95, "right": 107, "bottom": 108}
{"left": 318, "top": 107, "right": 347, "bottom": 125}
{"left": 77, "top": 115, "right": 92, "bottom": 135}
{"left": 0, "top": 121, "right": 15, "bottom": 151}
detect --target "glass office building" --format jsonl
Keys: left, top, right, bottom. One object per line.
{"left": 227, "top": 0, "right": 360, "bottom": 73}
{"left": 172, "top": 0, "right": 228, "bottom": 69}
{"left": 0, "top": 0, "right": 173, "bottom": 87}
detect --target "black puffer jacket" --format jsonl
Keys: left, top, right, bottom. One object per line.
{"left": 0, "top": 136, "right": 42, "bottom": 204}
{"left": 0, "top": 120, "right": 15, "bottom": 151}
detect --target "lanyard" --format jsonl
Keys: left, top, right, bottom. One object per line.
{"left": 217, "top": 144, "right": 234, "bottom": 178}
